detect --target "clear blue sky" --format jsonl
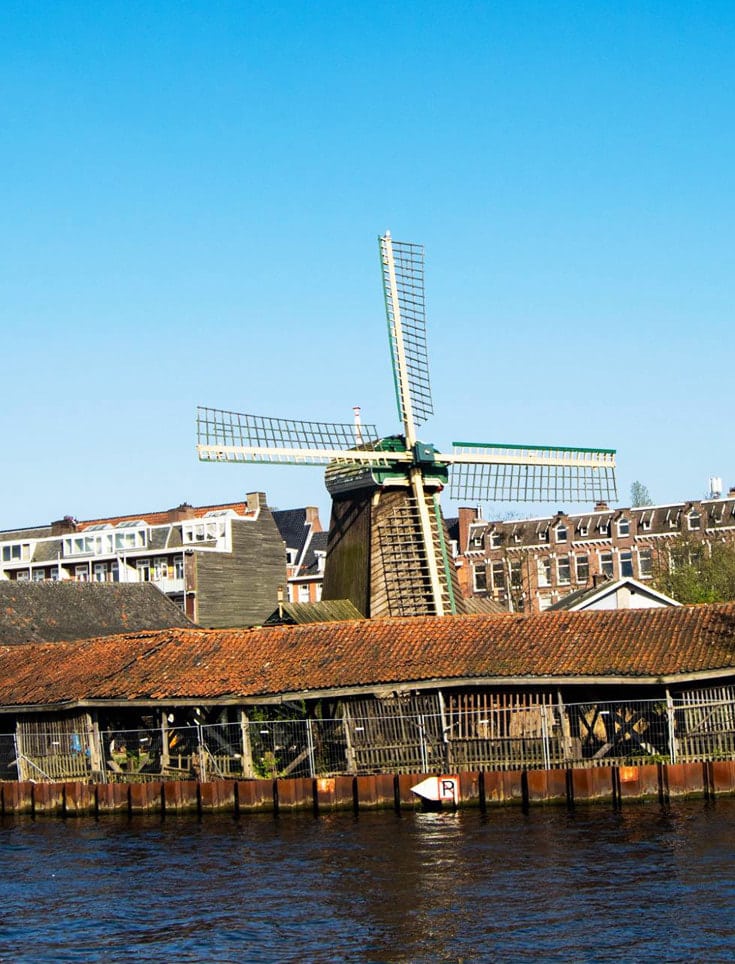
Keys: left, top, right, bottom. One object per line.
{"left": 2, "top": 1, "right": 734, "bottom": 530}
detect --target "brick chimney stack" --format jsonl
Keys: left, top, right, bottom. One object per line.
{"left": 167, "top": 503, "right": 195, "bottom": 522}
{"left": 457, "top": 506, "right": 482, "bottom": 555}
{"left": 304, "top": 506, "right": 323, "bottom": 532}
{"left": 50, "top": 516, "right": 77, "bottom": 535}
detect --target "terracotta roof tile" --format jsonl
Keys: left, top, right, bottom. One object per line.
{"left": 2, "top": 603, "right": 735, "bottom": 708}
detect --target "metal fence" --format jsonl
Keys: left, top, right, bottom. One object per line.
{"left": 5, "top": 696, "right": 735, "bottom": 783}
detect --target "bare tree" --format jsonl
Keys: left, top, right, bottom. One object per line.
{"left": 630, "top": 481, "right": 653, "bottom": 507}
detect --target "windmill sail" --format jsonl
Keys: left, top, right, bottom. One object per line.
{"left": 198, "top": 231, "right": 618, "bottom": 621}
{"left": 449, "top": 443, "right": 618, "bottom": 503}
{"left": 196, "top": 407, "right": 392, "bottom": 466}
{"left": 379, "top": 234, "right": 433, "bottom": 441}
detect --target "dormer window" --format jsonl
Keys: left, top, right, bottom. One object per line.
{"left": 578, "top": 519, "right": 589, "bottom": 537}
{"left": 555, "top": 524, "right": 567, "bottom": 543}
{"left": 665, "top": 508, "right": 679, "bottom": 528}
{"left": 489, "top": 530, "right": 503, "bottom": 549}
{"left": 598, "top": 519, "right": 610, "bottom": 537}
{"left": 639, "top": 511, "right": 653, "bottom": 531}
{"left": 617, "top": 518, "right": 630, "bottom": 537}
{"left": 538, "top": 526, "right": 549, "bottom": 543}
{"left": 468, "top": 525, "right": 485, "bottom": 550}
{"left": 687, "top": 510, "right": 701, "bottom": 531}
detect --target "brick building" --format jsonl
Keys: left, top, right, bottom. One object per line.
{"left": 450, "top": 489, "right": 735, "bottom": 613}
{"left": 0, "top": 492, "right": 286, "bottom": 628}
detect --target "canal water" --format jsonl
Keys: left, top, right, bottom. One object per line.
{"left": 1, "top": 800, "right": 734, "bottom": 962}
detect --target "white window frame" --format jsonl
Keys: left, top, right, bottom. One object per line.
{"left": 575, "top": 554, "right": 589, "bottom": 582}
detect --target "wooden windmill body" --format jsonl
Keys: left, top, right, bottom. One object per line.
{"left": 197, "top": 233, "right": 617, "bottom": 618}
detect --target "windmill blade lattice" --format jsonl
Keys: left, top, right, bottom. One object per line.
{"left": 197, "top": 406, "right": 386, "bottom": 466}
{"left": 448, "top": 443, "right": 618, "bottom": 502}
{"left": 379, "top": 235, "right": 433, "bottom": 440}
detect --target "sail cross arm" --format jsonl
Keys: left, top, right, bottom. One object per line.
{"left": 196, "top": 443, "right": 414, "bottom": 467}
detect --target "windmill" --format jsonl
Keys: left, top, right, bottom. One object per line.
{"left": 197, "top": 232, "right": 617, "bottom": 618}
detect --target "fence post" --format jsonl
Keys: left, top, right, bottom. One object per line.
{"left": 239, "top": 710, "right": 255, "bottom": 777}
{"left": 666, "top": 688, "right": 677, "bottom": 764}
{"left": 418, "top": 714, "right": 428, "bottom": 772}
{"left": 306, "top": 718, "right": 316, "bottom": 778}
{"left": 541, "top": 706, "right": 551, "bottom": 770}
{"left": 343, "top": 708, "right": 356, "bottom": 774}
{"left": 557, "top": 690, "right": 573, "bottom": 763}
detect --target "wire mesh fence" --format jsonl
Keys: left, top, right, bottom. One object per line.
{"left": 5, "top": 696, "right": 735, "bottom": 783}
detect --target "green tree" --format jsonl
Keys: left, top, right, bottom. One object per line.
{"left": 630, "top": 481, "right": 653, "bottom": 507}
{"left": 653, "top": 538, "right": 735, "bottom": 604}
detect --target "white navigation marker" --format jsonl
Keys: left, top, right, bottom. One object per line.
{"left": 411, "top": 775, "right": 460, "bottom": 805}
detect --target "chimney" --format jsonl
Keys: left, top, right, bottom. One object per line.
{"left": 457, "top": 506, "right": 481, "bottom": 554}
{"left": 51, "top": 516, "right": 78, "bottom": 535}
{"left": 728, "top": 486, "right": 735, "bottom": 499}
{"left": 246, "top": 492, "right": 266, "bottom": 515}
{"left": 304, "top": 506, "right": 323, "bottom": 532}
{"left": 167, "top": 502, "right": 195, "bottom": 522}
{"left": 594, "top": 501, "right": 609, "bottom": 512}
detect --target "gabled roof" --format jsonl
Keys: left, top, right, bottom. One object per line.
{"left": 2, "top": 602, "right": 735, "bottom": 709}
{"left": 272, "top": 508, "right": 311, "bottom": 556}
{"left": 300, "top": 530, "right": 328, "bottom": 576}
{"left": 549, "top": 577, "right": 680, "bottom": 612}
{"left": 0, "top": 582, "right": 192, "bottom": 646}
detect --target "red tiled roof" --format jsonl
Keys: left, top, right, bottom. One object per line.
{"left": 78, "top": 501, "right": 254, "bottom": 530}
{"left": 2, "top": 603, "right": 735, "bottom": 708}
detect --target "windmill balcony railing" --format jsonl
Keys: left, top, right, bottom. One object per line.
{"left": 4, "top": 696, "right": 735, "bottom": 783}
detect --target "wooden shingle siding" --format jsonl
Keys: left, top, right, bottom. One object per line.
{"left": 195, "top": 510, "right": 285, "bottom": 628}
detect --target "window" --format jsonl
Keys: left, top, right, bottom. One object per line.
{"left": 110, "top": 561, "right": 120, "bottom": 583}
{"left": 491, "top": 561, "right": 506, "bottom": 590}
{"left": 2, "top": 543, "right": 31, "bottom": 563}
{"left": 153, "top": 560, "right": 169, "bottom": 581}
{"left": 174, "top": 557, "right": 184, "bottom": 580}
{"left": 182, "top": 520, "right": 225, "bottom": 545}
{"left": 555, "top": 524, "right": 567, "bottom": 543}
{"left": 557, "top": 556, "right": 571, "bottom": 585}
{"left": 578, "top": 520, "right": 589, "bottom": 537}
{"left": 639, "top": 548, "right": 653, "bottom": 578}
{"left": 600, "top": 552, "right": 614, "bottom": 577}
{"left": 137, "top": 559, "right": 151, "bottom": 582}
{"left": 617, "top": 518, "right": 630, "bottom": 537}
{"left": 538, "top": 558, "right": 551, "bottom": 587}
{"left": 468, "top": 525, "right": 485, "bottom": 549}
{"left": 298, "top": 584, "right": 310, "bottom": 602}
{"left": 639, "top": 511, "right": 653, "bottom": 531}
{"left": 598, "top": 519, "right": 610, "bottom": 537}
{"left": 538, "top": 527, "right": 549, "bottom": 543}
{"left": 93, "top": 563, "right": 107, "bottom": 582}
{"left": 576, "top": 555, "right": 589, "bottom": 582}
{"left": 620, "top": 551, "right": 633, "bottom": 577}
{"left": 687, "top": 510, "right": 701, "bottom": 531}
{"left": 75, "top": 565, "right": 89, "bottom": 582}
{"left": 15, "top": 570, "right": 30, "bottom": 581}
{"left": 489, "top": 530, "right": 503, "bottom": 549}
{"left": 473, "top": 565, "right": 487, "bottom": 592}
{"left": 32, "top": 569, "right": 45, "bottom": 582}
{"left": 510, "top": 559, "right": 522, "bottom": 588}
